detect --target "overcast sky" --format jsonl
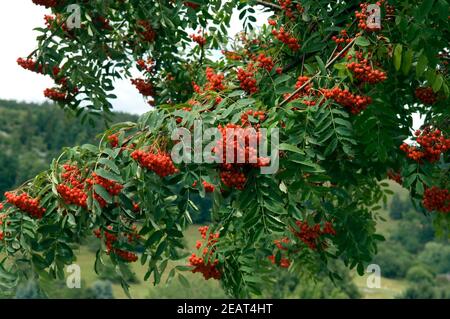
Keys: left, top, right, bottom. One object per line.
{"left": 0, "top": 2, "right": 270, "bottom": 115}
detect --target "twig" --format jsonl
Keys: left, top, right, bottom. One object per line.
{"left": 255, "top": 0, "right": 282, "bottom": 11}
{"left": 278, "top": 37, "right": 356, "bottom": 107}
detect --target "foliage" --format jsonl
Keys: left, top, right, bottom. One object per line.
{"left": 405, "top": 265, "right": 435, "bottom": 284}
{"left": 417, "top": 242, "right": 450, "bottom": 274}
{"left": 0, "top": 99, "right": 137, "bottom": 197}
{"left": 1, "top": 0, "right": 449, "bottom": 298}
{"left": 85, "top": 280, "right": 115, "bottom": 299}
{"left": 372, "top": 241, "right": 413, "bottom": 279}
{"left": 266, "top": 260, "right": 361, "bottom": 299}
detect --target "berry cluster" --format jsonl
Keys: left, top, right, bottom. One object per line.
{"left": 214, "top": 123, "right": 270, "bottom": 190}
{"left": 240, "top": 109, "right": 266, "bottom": 127}
{"left": 346, "top": 54, "right": 387, "bottom": 84}
{"left": 94, "top": 16, "right": 112, "bottom": 31}
{"left": 271, "top": 27, "right": 300, "bottom": 51}
{"left": 94, "top": 227, "right": 139, "bottom": 262}
{"left": 189, "top": 226, "right": 221, "bottom": 280}
{"left": 17, "top": 58, "right": 43, "bottom": 74}
{"left": 278, "top": 0, "right": 304, "bottom": 20}
{"left": 220, "top": 169, "right": 247, "bottom": 190}
{"left": 387, "top": 170, "right": 402, "bottom": 185}
{"left": 202, "top": 181, "right": 215, "bottom": 193}
{"left": 284, "top": 75, "right": 317, "bottom": 107}
{"left": 43, "top": 14, "right": 70, "bottom": 32}
{"left": 57, "top": 165, "right": 88, "bottom": 208}
{"left": 237, "top": 65, "right": 258, "bottom": 94}
{"left": 268, "top": 255, "right": 291, "bottom": 268}
{"left": 215, "top": 124, "right": 270, "bottom": 169}
{"left": 190, "top": 30, "right": 207, "bottom": 47}
{"left": 400, "top": 128, "right": 450, "bottom": 163}
{"left": 131, "top": 78, "right": 154, "bottom": 96}
{"left": 415, "top": 87, "right": 438, "bottom": 105}
{"left": 423, "top": 187, "right": 450, "bottom": 213}
{"left": 137, "top": 58, "right": 155, "bottom": 75}
{"left": 256, "top": 53, "right": 275, "bottom": 73}
{"left": 184, "top": 2, "right": 200, "bottom": 10}
{"left": 268, "top": 237, "right": 291, "bottom": 268}
{"left": 44, "top": 88, "right": 67, "bottom": 101}
{"left": 291, "top": 220, "right": 336, "bottom": 250}
{"left": 131, "top": 149, "right": 179, "bottom": 177}
{"left": 4, "top": 192, "right": 46, "bottom": 219}
{"left": 222, "top": 50, "right": 242, "bottom": 61}
{"left": 108, "top": 134, "right": 119, "bottom": 148}
{"left": 322, "top": 87, "right": 372, "bottom": 114}
{"left": 32, "top": 0, "right": 58, "bottom": 8}
{"left": 205, "top": 67, "right": 225, "bottom": 91}
{"left": 332, "top": 29, "right": 354, "bottom": 45}
{"left": 86, "top": 173, "right": 123, "bottom": 208}
{"left": 137, "top": 20, "right": 156, "bottom": 42}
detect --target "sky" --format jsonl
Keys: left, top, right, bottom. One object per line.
{"left": 0, "top": 2, "right": 270, "bottom": 115}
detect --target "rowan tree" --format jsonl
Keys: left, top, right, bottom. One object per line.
{"left": 1, "top": 0, "right": 449, "bottom": 298}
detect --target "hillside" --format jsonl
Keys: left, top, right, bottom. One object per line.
{"left": 0, "top": 99, "right": 138, "bottom": 197}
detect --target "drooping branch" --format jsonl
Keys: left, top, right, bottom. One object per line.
{"left": 279, "top": 37, "right": 357, "bottom": 107}
{"left": 255, "top": 0, "right": 281, "bottom": 11}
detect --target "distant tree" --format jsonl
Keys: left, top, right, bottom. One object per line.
{"left": 418, "top": 242, "right": 450, "bottom": 274}
{"left": 389, "top": 194, "right": 405, "bottom": 220}
{"left": 372, "top": 241, "right": 413, "bottom": 278}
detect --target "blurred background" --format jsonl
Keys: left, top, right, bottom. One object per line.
{"left": 0, "top": 2, "right": 448, "bottom": 299}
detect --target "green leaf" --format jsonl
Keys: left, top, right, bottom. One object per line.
{"left": 178, "top": 274, "right": 190, "bottom": 288}
{"left": 98, "top": 158, "right": 120, "bottom": 175}
{"left": 393, "top": 44, "right": 403, "bottom": 71}
{"left": 279, "top": 143, "right": 304, "bottom": 154}
{"left": 432, "top": 74, "right": 443, "bottom": 92}
{"left": 401, "top": 49, "right": 413, "bottom": 75}
{"left": 315, "top": 56, "right": 327, "bottom": 75}
{"left": 416, "top": 54, "right": 428, "bottom": 78}
{"left": 355, "top": 36, "right": 370, "bottom": 47}
{"left": 93, "top": 185, "right": 113, "bottom": 204}
{"left": 94, "top": 168, "right": 123, "bottom": 183}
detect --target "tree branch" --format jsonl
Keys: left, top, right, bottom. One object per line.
{"left": 255, "top": 0, "right": 281, "bottom": 11}
{"left": 278, "top": 37, "right": 356, "bottom": 107}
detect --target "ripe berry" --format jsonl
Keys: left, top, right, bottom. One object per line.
{"left": 346, "top": 53, "right": 387, "bottom": 84}
{"left": 271, "top": 27, "right": 300, "bottom": 51}
{"left": 131, "top": 78, "right": 154, "bottom": 96}
{"left": 387, "top": 170, "right": 402, "bottom": 185}
{"left": 190, "top": 30, "right": 207, "bottom": 47}
{"left": 131, "top": 149, "right": 179, "bottom": 177}
{"left": 204, "top": 67, "right": 225, "bottom": 91}
{"left": 321, "top": 87, "right": 372, "bottom": 114}
{"left": 202, "top": 181, "right": 215, "bottom": 193}
{"left": 237, "top": 65, "right": 258, "bottom": 94}
{"left": 415, "top": 87, "right": 438, "bottom": 105}
{"left": 268, "top": 255, "right": 291, "bottom": 268}
{"left": 86, "top": 173, "right": 123, "bottom": 208}
{"left": 291, "top": 220, "right": 336, "bottom": 250}
{"left": 184, "top": 2, "right": 200, "bottom": 10}
{"left": 188, "top": 226, "right": 221, "bottom": 280}
{"left": 137, "top": 20, "right": 156, "bottom": 42}
{"left": 256, "top": 53, "right": 275, "bottom": 73}
{"left": 400, "top": 128, "right": 450, "bottom": 163}
{"left": 32, "top": 0, "right": 58, "bottom": 8}
{"left": 4, "top": 192, "right": 46, "bottom": 219}
{"left": 423, "top": 187, "right": 450, "bottom": 213}
{"left": 17, "top": 58, "right": 43, "bottom": 74}
{"left": 44, "top": 88, "right": 67, "bottom": 102}
{"left": 107, "top": 134, "right": 119, "bottom": 148}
